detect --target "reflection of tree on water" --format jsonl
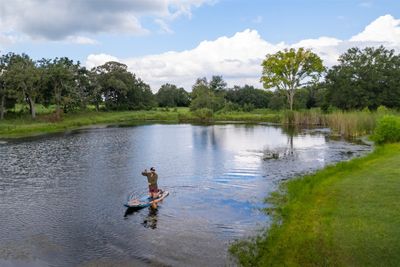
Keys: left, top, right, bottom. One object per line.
{"left": 263, "top": 126, "right": 296, "bottom": 160}
{"left": 141, "top": 207, "right": 158, "bottom": 229}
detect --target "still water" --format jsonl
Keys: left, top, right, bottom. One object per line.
{"left": 0, "top": 124, "right": 370, "bottom": 266}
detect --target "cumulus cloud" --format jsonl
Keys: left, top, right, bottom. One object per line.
{"left": 66, "top": 36, "right": 99, "bottom": 45}
{"left": 0, "top": 0, "right": 212, "bottom": 42}
{"left": 86, "top": 53, "right": 119, "bottom": 69}
{"left": 350, "top": 14, "right": 400, "bottom": 44}
{"left": 86, "top": 14, "right": 400, "bottom": 91}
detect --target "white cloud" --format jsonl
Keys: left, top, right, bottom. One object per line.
{"left": 86, "top": 14, "right": 400, "bottom": 92}
{"left": 86, "top": 54, "right": 120, "bottom": 70}
{"left": 66, "top": 36, "right": 99, "bottom": 45}
{"left": 154, "top": 19, "right": 174, "bottom": 34}
{"left": 350, "top": 14, "right": 400, "bottom": 44}
{"left": 0, "top": 0, "right": 213, "bottom": 41}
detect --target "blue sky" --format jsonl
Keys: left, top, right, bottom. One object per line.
{"left": 1, "top": 0, "right": 399, "bottom": 90}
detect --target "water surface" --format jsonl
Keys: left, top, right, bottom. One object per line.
{"left": 0, "top": 124, "right": 371, "bottom": 266}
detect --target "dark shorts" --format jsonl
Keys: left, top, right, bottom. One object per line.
{"left": 149, "top": 185, "right": 158, "bottom": 193}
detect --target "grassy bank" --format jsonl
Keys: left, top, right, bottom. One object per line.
{"left": 0, "top": 108, "right": 283, "bottom": 138}
{"left": 0, "top": 109, "right": 185, "bottom": 138}
{"left": 230, "top": 143, "right": 400, "bottom": 266}
{"left": 0, "top": 107, "right": 397, "bottom": 139}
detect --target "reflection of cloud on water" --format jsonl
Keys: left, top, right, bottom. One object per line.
{"left": 293, "top": 135, "right": 326, "bottom": 148}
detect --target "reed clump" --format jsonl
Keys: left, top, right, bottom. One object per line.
{"left": 281, "top": 109, "right": 327, "bottom": 126}
{"left": 326, "top": 110, "right": 378, "bottom": 137}
{"left": 281, "top": 108, "right": 399, "bottom": 138}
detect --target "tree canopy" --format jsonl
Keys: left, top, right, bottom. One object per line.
{"left": 261, "top": 48, "right": 325, "bottom": 110}
{"left": 325, "top": 46, "right": 400, "bottom": 110}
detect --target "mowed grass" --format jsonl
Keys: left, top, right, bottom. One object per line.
{"left": 231, "top": 143, "right": 400, "bottom": 267}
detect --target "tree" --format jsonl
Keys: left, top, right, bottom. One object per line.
{"left": 326, "top": 46, "right": 400, "bottom": 110}
{"left": 156, "top": 83, "right": 190, "bottom": 107}
{"left": 190, "top": 77, "right": 225, "bottom": 111}
{"left": 4, "top": 54, "right": 40, "bottom": 119}
{"left": 41, "top": 57, "right": 80, "bottom": 118}
{"left": 0, "top": 54, "right": 10, "bottom": 119}
{"left": 87, "top": 68, "right": 103, "bottom": 111}
{"left": 95, "top": 61, "right": 155, "bottom": 110}
{"left": 95, "top": 61, "right": 131, "bottom": 110}
{"left": 261, "top": 48, "right": 325, "bottom": 110}
{"left": 209, "top": 75, "right": 227, "bottom": 93}
{"left": 225, "top": 85, "right": 272, "bottom": 109}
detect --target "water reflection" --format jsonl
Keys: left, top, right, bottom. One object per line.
{"left": 142, "top": 207, "right": 158, "bottom": 229}
{"left": 124, "top": 207, "right": 159, "bottom": 230}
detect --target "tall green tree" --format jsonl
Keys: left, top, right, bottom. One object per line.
{"left": 209, "top": 75, "right": 227, "bottom": 93}
{"left": 261, "top": 48, "right": 325, "bottom": 110}
{"left": 225, "top": 85, "right": 272, "bottom": 109}
{"left": 95, "top": 61, "right": 155, "bottom": 110}
{"left": 326, "top": 46, "right": 400, "bottom": 110}
{"left": 156, "top": 83, "right": 190, "bottom": 107}
{"left": 41, "top": 57, "right": 79, "bottom": 118}
{"left": 87, "top": 68, "right": 103, "bottom": 111}
{"left": 0, "top": 54, "right": 10, "bottom": 119}
{"left": 94, "top": 61, "right": 131, "bottom": 110}
{"left": 190, "top": 77, "right": 225, "bottom": 111}
{"left": 4, "top": 54, "right": 40, "bottom": 119}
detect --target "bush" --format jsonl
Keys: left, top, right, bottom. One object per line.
{"left": 220, "top": 101, "right": 242, "bottom": 112}
{"left": 243, "top": 103, "right": 255, "bottom": 112}
{"left": 373, "top": 115, "right": 400, "bottom": 144}
{"left": 193, "top": 108, "right": 213, "bottom": 122}
{"left": 377, "top": 105, "right": 389, "bottom": 114}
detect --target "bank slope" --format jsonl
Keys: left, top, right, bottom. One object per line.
{"left": 231, "top": 144, "right": 400, "bottom": 267}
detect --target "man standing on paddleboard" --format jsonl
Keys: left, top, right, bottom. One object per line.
{"left": 142, "top": 167, "right": 159, "bottom": 199}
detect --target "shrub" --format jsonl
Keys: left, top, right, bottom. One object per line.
{"left": 377, "top": 105, "right": 389, "bottom": 114}
{"left": 373, "top": 115, "right": 400, "bottom": 144}
{"left": 193, "top": 108, "right": 213, "bottom": 122}
{"left": 220, "top": 102, "right": 242, "bottom": 112}
{"left": 243, "top": 103, "right": 255, "bottom": 112}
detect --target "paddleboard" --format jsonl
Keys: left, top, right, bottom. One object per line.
{"left": 124, "top": 190, "right": 169, "bottom": 209}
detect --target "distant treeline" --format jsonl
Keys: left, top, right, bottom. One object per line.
{"left": 0, "top": 45, "right": 399, "bottom": 120}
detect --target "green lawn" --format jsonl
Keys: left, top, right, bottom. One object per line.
{"left": 231, "top": 143, "right": 400, "bottom": 267}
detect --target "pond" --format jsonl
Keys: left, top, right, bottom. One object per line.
{"left": 0, "top": 124, "right": 371, "bottom": 266}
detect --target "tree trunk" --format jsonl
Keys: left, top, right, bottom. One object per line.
{"left": 288, "top": 88, "right": 295, "bottom": 111}
{"left": 55, "top": 86, "right": 61, "bottom": 119}
{"left": 28, "top": 97, "right": 36, "bottom": 119}
{"left": 0, "top": 94, "right": 5, "bottom": 120}
{"left": 56, "top": 103, "right": 61, "bottom": 119}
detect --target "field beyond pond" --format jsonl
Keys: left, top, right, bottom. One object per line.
{"left": 230, "top": 143, "right": 400, "bottom": 266}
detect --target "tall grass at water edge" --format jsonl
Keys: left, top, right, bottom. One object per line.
{"left": 282, "top": 108, "right": 397, "bottom": 137}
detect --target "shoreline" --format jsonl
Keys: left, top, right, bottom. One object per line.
{"left": 230, "top": 143, "right": 400, "bottom": 266}
{"left": 0, "top": 110, "right": 283, "bottom": 139}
